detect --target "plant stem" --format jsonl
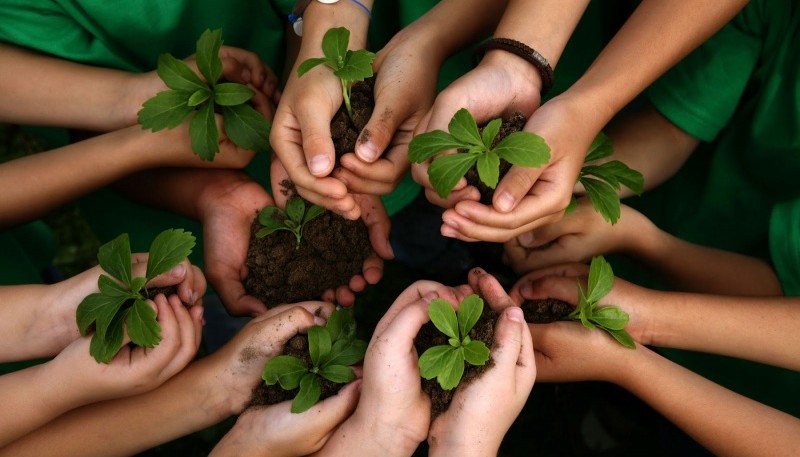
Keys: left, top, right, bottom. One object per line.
{"left": 341, "top": 80, "right": 354, "bottom": 119}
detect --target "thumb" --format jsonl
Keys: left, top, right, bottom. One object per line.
{"left": 491, "top": 307, "right": 526, "bottom": 370}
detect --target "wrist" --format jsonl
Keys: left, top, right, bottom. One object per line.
{"left": 480, "top": 47, "right": 544, "bottom": 97}
{"left": 300, "top": 0, "right": 371, "bottom": 49}
{"left": 341, "top": 412, "right": 423, "bottom": 456}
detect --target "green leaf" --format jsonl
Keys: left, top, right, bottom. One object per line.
{"left": 90, "top": 307, "right": 129, "bottom": 364}
{"left": 428, "top": 298, "right": 459, "bottom": 340}
{"left": 581, "top": 177, "right": 621, "bottom": 224}
{"left": 604, "top": 328, "right": 636, "bottom": 349}
{"left": 308, "top": 326, "right": 331, "bottom": 368}
{"left": 95, "top": 275, "right": 133, "bottom": 339}
{"left": 419, "top": 345, "right": 454, "bottom": 380}
{"left": 321, "top": 27, "right": 349, "bottom": 67}
{"left": 462, "top": 340, "right": 490, "bottom": 366}
{"left": 407, "top": 130, "right": 465, "bottom": 163}
{"left": 481, "top": 118, "right": 502, "bottom": 148}
{"left": 292, "top": 373, "right": 322, "bottom": 413}
{"left": 597, "top": 161, "right": 644, "bottom": 196}
{"left": 457, "top": 294, "right": 483, "bottom": 337}
{"left": 303, "top": 204, "right": 326, "bottom": 225}
{"left": 126, "top": 298, "right": 161, "bottom": 347}
{"left": 476, "top": 151, "right": 500, "bottom": 189}
{"left": 214, "top": 83, "right": 254, "bottom": 106}
{"left": 258, "top": 206, "right": 283, "bottom": 226}
{"left": 428, "top": 152, "right": 479, "bottom": 199}
{"left": 586, "top": 256, "right": 614, "bottom": 304}
{"left": 189, "top": 101, "right": 219, "bottom": 161}
{"left": 581, "top": 164, "right": 621, "bottom": 190}
{"left": 138, "top": 90, "right": 195, "bottom": 131}
{"left": 297, "top": 57, "right": 330, "bottom": 77}
{"left": 187, "top": 88, "right": 211, "bottom": 107}
{"left": 325, "top": 338, "right": 367, "bottom": 367}
{"left": 448, "top": 108, "right": 483, "bottom": 146}
{"left": 285, "top": 198, "right": 305, "bottom": 224}
{"left": 76, "top": 291, "right": 126, "bottom": 336}
{"left": 97, "top": 233, "right": 132, "bottom": 287}
{"left": 196, "top": 29, "right": 223, "bottom": 85}
{"left": 146, "top": 228, "right": 196, "bottom": 281}
{"left": 325, "top": 309, "right": 352, "bottom": 342}
{"left": 221, "top": 104, "right": 271, "bottom": 152}
{"left": 585, "top": 132, "right": 614, "bottom": 163}
{"left": 130, "top": 277, "right": 148, "bottom": 295}
{"left": 262, "top": 355, "right": 309, "bottom": 389}
{"left": 155, "top": 53, "right": 207, "bottom": 92}
{"left": 579, "top": 308, "right": 596, "bottom": 330}
{"left": 564, "top": 196, "right": 578, "bottom": 215}
{"left": 437, "top": 347, "right": 465, "bottom": 390}
{"left": 256, "top": 226, "right": 284, "bottom": 238}
{"left": 335, "top": 49, "right": 375, "bottom": 82}
{"left": 590, "top": 306, "right": 629, "bottom": 331}
{"left": 494, "top": 131, "right": 551, "bottom": 168}
{"left": 320, "top": 364, "right": 356, "bottom": 384}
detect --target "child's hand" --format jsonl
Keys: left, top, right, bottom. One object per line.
{"left": 427, "top": 269, "right": 537, "bottom": 457}
{"left": 131, "top": 253, "right": 206, "bottom": 307}
{"left": 504, "top": 198, "right": 651, "bottom": 274}
{"left": 209, "top": 382, "right": 360, "bottom": 457}
{"left": 48, "top": 293, "right": 203, "bottom": 404}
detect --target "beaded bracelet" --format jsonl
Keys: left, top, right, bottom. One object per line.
{"left": 289, "top": 0, "right": 372, "bottom": 36}
{"left": 473, "top": 38, "right": 554, "bottom": 97}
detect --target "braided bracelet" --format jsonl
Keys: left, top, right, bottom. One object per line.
{"left": 473, "top": 37, "right": 554, "bottom": 97}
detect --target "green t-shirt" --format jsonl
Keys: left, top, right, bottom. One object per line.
{"left": 770, "top": 199, "right": 800, "bottom": 296}
{"left": 633, "top": 0, "right": 800, "bottom": 417}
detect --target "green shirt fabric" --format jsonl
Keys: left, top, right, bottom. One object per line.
{"left": 633, "top": 0, "right": 800, "bottom": 417}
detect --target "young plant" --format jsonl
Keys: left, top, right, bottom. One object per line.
{"left": 408, "top": 108, "right": 551, "bottom": 199}
{"left": 296, "top": 26, "right": 376, "bottom": 119}
{"left": 567, "top": 133, "right": 644, "bottom": 224}
{"left": 76, "top": 229, "right": 196, "bottom": 363}
{"left": 138, "top": 28, "right": 271, "bottom": 160}
{"left": 262, "top": 308, "right": 367, "bottom": 413}
{"left": 567, "top": 256, "right": 635, "bottom": 348}
{"left": 255, "top": 197, "right": 325, "bottom": 248}
{"left": 418, "top": 294, "right": 491, "bottom": 390}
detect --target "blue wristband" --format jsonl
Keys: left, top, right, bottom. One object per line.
{"left": 289, "top": 0, "right": 372, "bottom": 36}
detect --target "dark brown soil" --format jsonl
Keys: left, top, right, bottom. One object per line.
{"left": 143, "top": 285, "right": 178, "bottom": 301}
{"left": 330, "top": 76, "right": 375, "bottom": 165}
{"left": 521, "top": 298, "right": 573, "bottom": 323}
{"left": 248, "top": 334, "right": 343, "bottom": 407}
{"left": 244, "top": 208, "right": 373, "bottom": 307}
{"left": 243, "top": 77, "right": 378, "bottom": 307}
{"left": 465, "top": 111, "right": 527, "bottom": 205}
{"left": 414, "top": 303, "right": 498, "bottom": 418}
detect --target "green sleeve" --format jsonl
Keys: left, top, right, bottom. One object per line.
{"left": 769, "top": 199, "right": 800, "bottom": 296}
{"left": 646, "top": 8, "right": 763, "bottom": 142}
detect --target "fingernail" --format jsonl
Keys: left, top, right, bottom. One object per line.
{"left": 496, "top": 191, "right": 515, "bottom": 212}
{"left": 422, "top": 291, "right": 438, "bottom": 302}
{"left": 241, "top": 68, "right": 252, "bottom": 83}
{"left": 356, "top": 141, "right": 379, "bottom": 162}
{"left": 309, "top": 155, "right": 331, "bottom": 175}
{"left": 441, "top": 225, "right": 457, "bottom": 238}
{"left": 506, "top": 307, "right": 524, "bottom": 323}
{"left": 520, "top": 283, "right": 532, "bottom": 296}
{"left": 442, "top": 217, "right": 459, "bottom": 229}
{"left": 518, "top": 231, "right": 535, "bottom": 247}
{"left": 169, "top": 263, "right": 186, "bottom": 277}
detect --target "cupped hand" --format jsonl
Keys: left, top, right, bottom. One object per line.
{"left": 209, "top": 381, "right": 360, "bottom": 457}
{"left": 52, "top": 293, "right": 203, "bottom": 404}
{"left": 199, "top": 172, "right": 275, "bottom": 317}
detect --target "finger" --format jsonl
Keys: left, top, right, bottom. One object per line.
{"left": 296, "top": 98, "right": 336, "bottom": 177}
{"left": 373, "top": 284, "right": 441, "bottom": 337}
{"left": 355, "top": 89, "right": 414, "bottom": 163}
{"left": 336, "top": 285, "right": 356, "bottom": 307}
{"left": 190, "top": 265, "right": 207, "bottom": 307}
{"left": 518, "top": 275, "right": 582, "bottom": 304}
{"left": 258, "top": 301, "right": 334, "bottom": 322}
{"left": 190, "top": 303, "right": 205, "bottom": 347}
{"left": 474, "top": 270, "right": 516, "bottom": 312}
{"left": 373, "top": 298, "right": 430, "bottom": 351}
{"left": 357, "top": 194, "right": 393, "bottom": 260}
{"left": 333, "top": 167, "right": 395, "bottom": 195}
{"left": 446, "top": 204, "right": 564, "bottom": 243}
{"left": 303, "top": 379, "right": 361, "bottom": 437}
{"left": 516, "top": 309, "right": 536, "bottom": 388}
{"left": 246, "top": 307, "right": 326, "bottom": 360}
{"left": 493, "top": 166, "right": 544, "bottom": 213}
{"left": 491, "top": 307, "right": 526, "bottom": 374}
{"left": 213, "top": 272, "right": 269, "bottom": 317}
{"left": 145, "top": 261, "right": 187, "bottom": 290}
{"left": 161, "top": 294, "right": 200, "bottom": 377}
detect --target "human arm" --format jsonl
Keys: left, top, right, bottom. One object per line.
{"left": 0, "top": 302, "right": 339, "bottom": 457}
{"left": 0, "top": 42, "right": 279, "bottom": 131}
{"left": 531, "top": 321, "right": 800, "bottom": 457}
{"left": 505, "top": 198, "right": 783, "bottom": 296}
{"left": 514, "top": 267, "right": 800, "bottom": 370}
{"left": 428, "top": 270, "right": 535, "bottom": 457}
{"left": 270, "top": 0, "right": 374, "bottom": 219}
{"left": 440, "top": 0, "right": 747, "bottom": 242}
{"left": 333, "top": 0, "right": 508, "bottom": 196}
{"left": 0, "top": 254, "right": 204, "bottom": 362}
{"left": 0, "top": 293, "right": 203, "bottom": 448}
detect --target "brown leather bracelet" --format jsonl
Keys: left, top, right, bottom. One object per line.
{"left": 473, "top": 37, "right": 554, "bottom": 97}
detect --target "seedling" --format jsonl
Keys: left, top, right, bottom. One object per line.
{"left": 76, "top": 229, "right": 196, "bottom": 363}
{"left": 262, "top": 309, "right": 367, "bottom": 413}
{"left": 296, "top": 26, "right": 376, "bottom": 119}
{"left": 256, "top": 197, "right": 325, "bottom": 248}
{"left": 138, "top": 29, "right": 271, "bottom": 160}
{"left": 567, "top": 256, "right": 635, "bottom": 348}
{"left": 418, "top": 294, "right": 491, "bottom": 390}
{"left": 567, "top": 133, "right": 644, "bottom": 224}
{"left": 408, "top": 108, "right": 551, "bottom": 199}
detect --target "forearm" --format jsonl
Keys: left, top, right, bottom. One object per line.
{"left": 0, "top": 357, "right": 232, "bottom": 457}
{"left": 636, "top": 291, "right": 800, "bottom": 370}
{"left": 566, "top": 0, "right": 748, "bottom": 128}
{"left": 0, "top": 126, "right": 184, "bottom": 227}
{"left": 315, "top": 414, "right": 421, "bottom": 457}
{"left": 300, "top": 0, "right": 374, "bottom": 53}
{"left": 619, "top": 347, "right": 800, "bottom": 457}
{"left": 0, "top": 43, "right": 147, "bottom": 130}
